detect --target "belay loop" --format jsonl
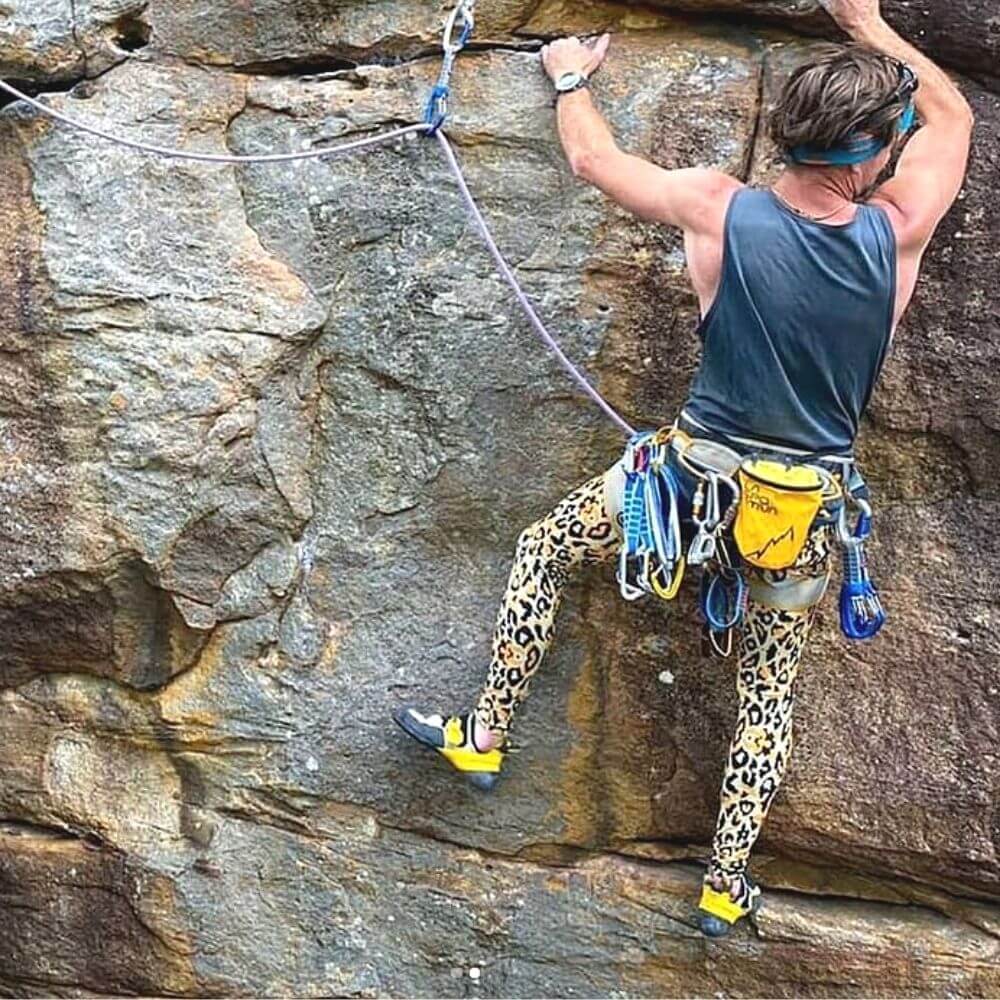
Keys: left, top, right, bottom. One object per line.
{"left": 836, "top": 496, "right": 886, "bottom": 640}
{"left": 425, "top": 0, "right": 477, "bottom": 133}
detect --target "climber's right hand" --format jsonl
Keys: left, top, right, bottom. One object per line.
{"left": 541, "top": 33, "right": 611, "bottom": 84}
{"left": 818, "top": 0, "right": 882, "bottom": 32}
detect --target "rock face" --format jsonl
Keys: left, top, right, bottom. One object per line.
{"left": 0, "top": 1, "right": 998, "bottom": 996}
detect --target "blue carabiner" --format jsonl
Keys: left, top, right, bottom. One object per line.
{"left": 836, "top": 498, "right": 886, "bottom": 640}
{"left": 424, "top": 84, "right": 450, "bottom": 133}
{"left": 700, "top": 569, "right": 747, "bottom": 632}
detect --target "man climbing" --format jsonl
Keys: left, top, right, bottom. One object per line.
{"left": 394, "top": 0, "right": 973, "bottom": 936}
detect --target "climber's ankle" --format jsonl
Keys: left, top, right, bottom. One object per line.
{"left": 472, "top": 717, "right": 503, "bottom": 752}
{"left": 708, "top": 868, "right": 746, "bottom": 901}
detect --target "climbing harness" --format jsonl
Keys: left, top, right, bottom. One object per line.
{"left": 836, "top": 495, "right": 887, "bottom": 640}
{"left": 0, "top": 0, "right": 634, "bottom": 438}
{"left": 616, "top": 422, "right": 887, "bottom": 648}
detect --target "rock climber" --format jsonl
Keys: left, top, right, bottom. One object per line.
{"left": 394, "top": 0, "right": 973, "bottom": 936}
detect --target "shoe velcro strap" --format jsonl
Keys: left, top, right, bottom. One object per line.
{"left": 699, "top": 884, "right": 746, "bottom": 925}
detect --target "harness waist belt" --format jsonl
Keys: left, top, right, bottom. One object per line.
{"left": 677, "top": 410, "right": 855, "bottom": 471}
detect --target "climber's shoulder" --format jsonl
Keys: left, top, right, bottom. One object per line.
{"left": 587, "top": 154, "right": 743, "bottom": 233}
{"left": 670, "top": 168, "right": 744, "bottom": 232}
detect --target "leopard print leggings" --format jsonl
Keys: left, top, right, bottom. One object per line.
{"left": 474, "top": 469, "right": 828, "bottom": 892}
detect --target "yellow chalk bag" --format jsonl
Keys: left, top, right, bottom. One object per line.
{"left": 733, "top": 457, "right": 824, "bottom": 571}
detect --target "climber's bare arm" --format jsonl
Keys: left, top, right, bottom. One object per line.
{"left": 824, "top": 0, "right": 974, "bottom": 253}
{"left": 542, "top": 35, "right": 742, "bottom": 234}
{"left": 556, "top": 88, "right": 741, "bottom": 230}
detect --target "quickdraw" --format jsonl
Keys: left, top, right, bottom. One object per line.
{"left": 617, "top": 432, "right": 685, "bottom": 602}
{"left": 836, "top": 495, "right": 886, "bottom": 640}
{"left": 424, "top": 0, "right": 476, "bottom": 132}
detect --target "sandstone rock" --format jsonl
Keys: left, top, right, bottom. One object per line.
{"left": 0, "top": 0, "right": 149, "bottom": 82}
{"left": 0, "top": 1, "right": 998, "bottom": 996}
{"left": 0, "top": 822, "right": 197, "bottom": 997}
{"left": 135, "top": 1, "right": 1000, "bottom": 85}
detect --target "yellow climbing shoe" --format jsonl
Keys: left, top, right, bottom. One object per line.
{"left": 392, "top": 707, "right": 504, "bottom": 791}
{"left": 698, "top": 876, "right": 762, "bottom": 937}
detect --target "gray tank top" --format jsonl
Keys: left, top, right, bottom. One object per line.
{"left": 684, "top": 188, "right": 897, "bottom": 455}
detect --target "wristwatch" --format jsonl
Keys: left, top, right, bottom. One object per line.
{"left": 554, "top": 71, "right": 589, "bottom": 97}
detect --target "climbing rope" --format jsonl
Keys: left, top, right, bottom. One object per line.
{"left": 435, "top": 131, "right": 635, "bottom": 436}
{"left": 0, "top": 0, "right": 633, "bottom": 436}
{"left": 0, "top": 78, "right": 430, "bottom": 163}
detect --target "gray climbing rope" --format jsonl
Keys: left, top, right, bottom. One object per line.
{"left": 0, "top": 78, "right": 428, "bottom": 163}
{"left": 435, "top": 130, "right": 635, "bottom": 436}
{"left": 0, "top": 0, "right": 634, "bottom": 436}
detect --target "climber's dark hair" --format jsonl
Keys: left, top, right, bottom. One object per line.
{"left": 769, "top": 45, "right": 911, "bottom": 159}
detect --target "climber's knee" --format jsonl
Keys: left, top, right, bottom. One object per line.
{"left": 515, "top": 521, "right": 539, "bottom": 554}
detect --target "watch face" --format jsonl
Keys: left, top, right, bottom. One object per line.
{"left": 556, "top": 72, "right": 585, "bottom": 92}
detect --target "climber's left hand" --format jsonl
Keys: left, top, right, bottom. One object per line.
{"left": 541, "top": 34, "right": 611, "bottom": 83}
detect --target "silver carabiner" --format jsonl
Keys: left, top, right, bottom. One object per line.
{"left": 837, "top": 494, "right": 873, "bottom": 548}
{"left": 688, "top": 472, "right": 721, "bottom": 566}
{"left": 442, "top": 0, "right": 475, "bottom": 54}
{"left": 688, "top": 530, "right": 717, "bottom": 567}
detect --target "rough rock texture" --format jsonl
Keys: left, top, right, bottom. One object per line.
{"left": 0, "top": 0, "right": 998, "bottom": 997}
{"left": 0, "top": 0, "right": 149, "bottom": 81}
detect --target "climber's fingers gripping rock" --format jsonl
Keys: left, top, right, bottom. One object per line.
{"left": 540, "top": 33, "right": 611, "bottom": 83}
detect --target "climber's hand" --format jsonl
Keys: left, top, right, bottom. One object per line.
{"left": 541, "top": 34, "right": 611, "bottom": 83}
{"left": 818, "top": 0, "right": 882, "bottom": 31}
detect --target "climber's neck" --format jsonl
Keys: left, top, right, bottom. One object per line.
{"left": 771, "top": 166, "right": 863, "bottom": 225}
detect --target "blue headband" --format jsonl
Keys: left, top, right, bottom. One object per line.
{"left": 790, "top": 99, "right": 917, "bottom": 166}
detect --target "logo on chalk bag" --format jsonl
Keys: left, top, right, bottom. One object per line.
{"left": 734, "top": 458, "right": 824, "bottom": 571}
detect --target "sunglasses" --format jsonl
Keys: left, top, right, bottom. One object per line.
{"left": 845, "top": 60, "right": 920, "bottom": 136}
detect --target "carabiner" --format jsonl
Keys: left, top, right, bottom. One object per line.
{"left": 836, "top": 495, "right": 873, "bottom": 548}
{"left": 442, "top": 0, "right": 475, "bottom": 55}
{"left": 651, "top": 555, "right": 686, "bottom": 601}
{"left": 424, "top": 83, "right": 450, "bottom": 132}
{"left": 617, "top": 549, "right": 647, "bottom": 602}
{"left": 688, "top": 529, "right": 717, "bottom": 567}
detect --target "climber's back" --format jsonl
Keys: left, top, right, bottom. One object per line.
{"left": 683, "top": 187, "right": 896, "bottom": 455}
